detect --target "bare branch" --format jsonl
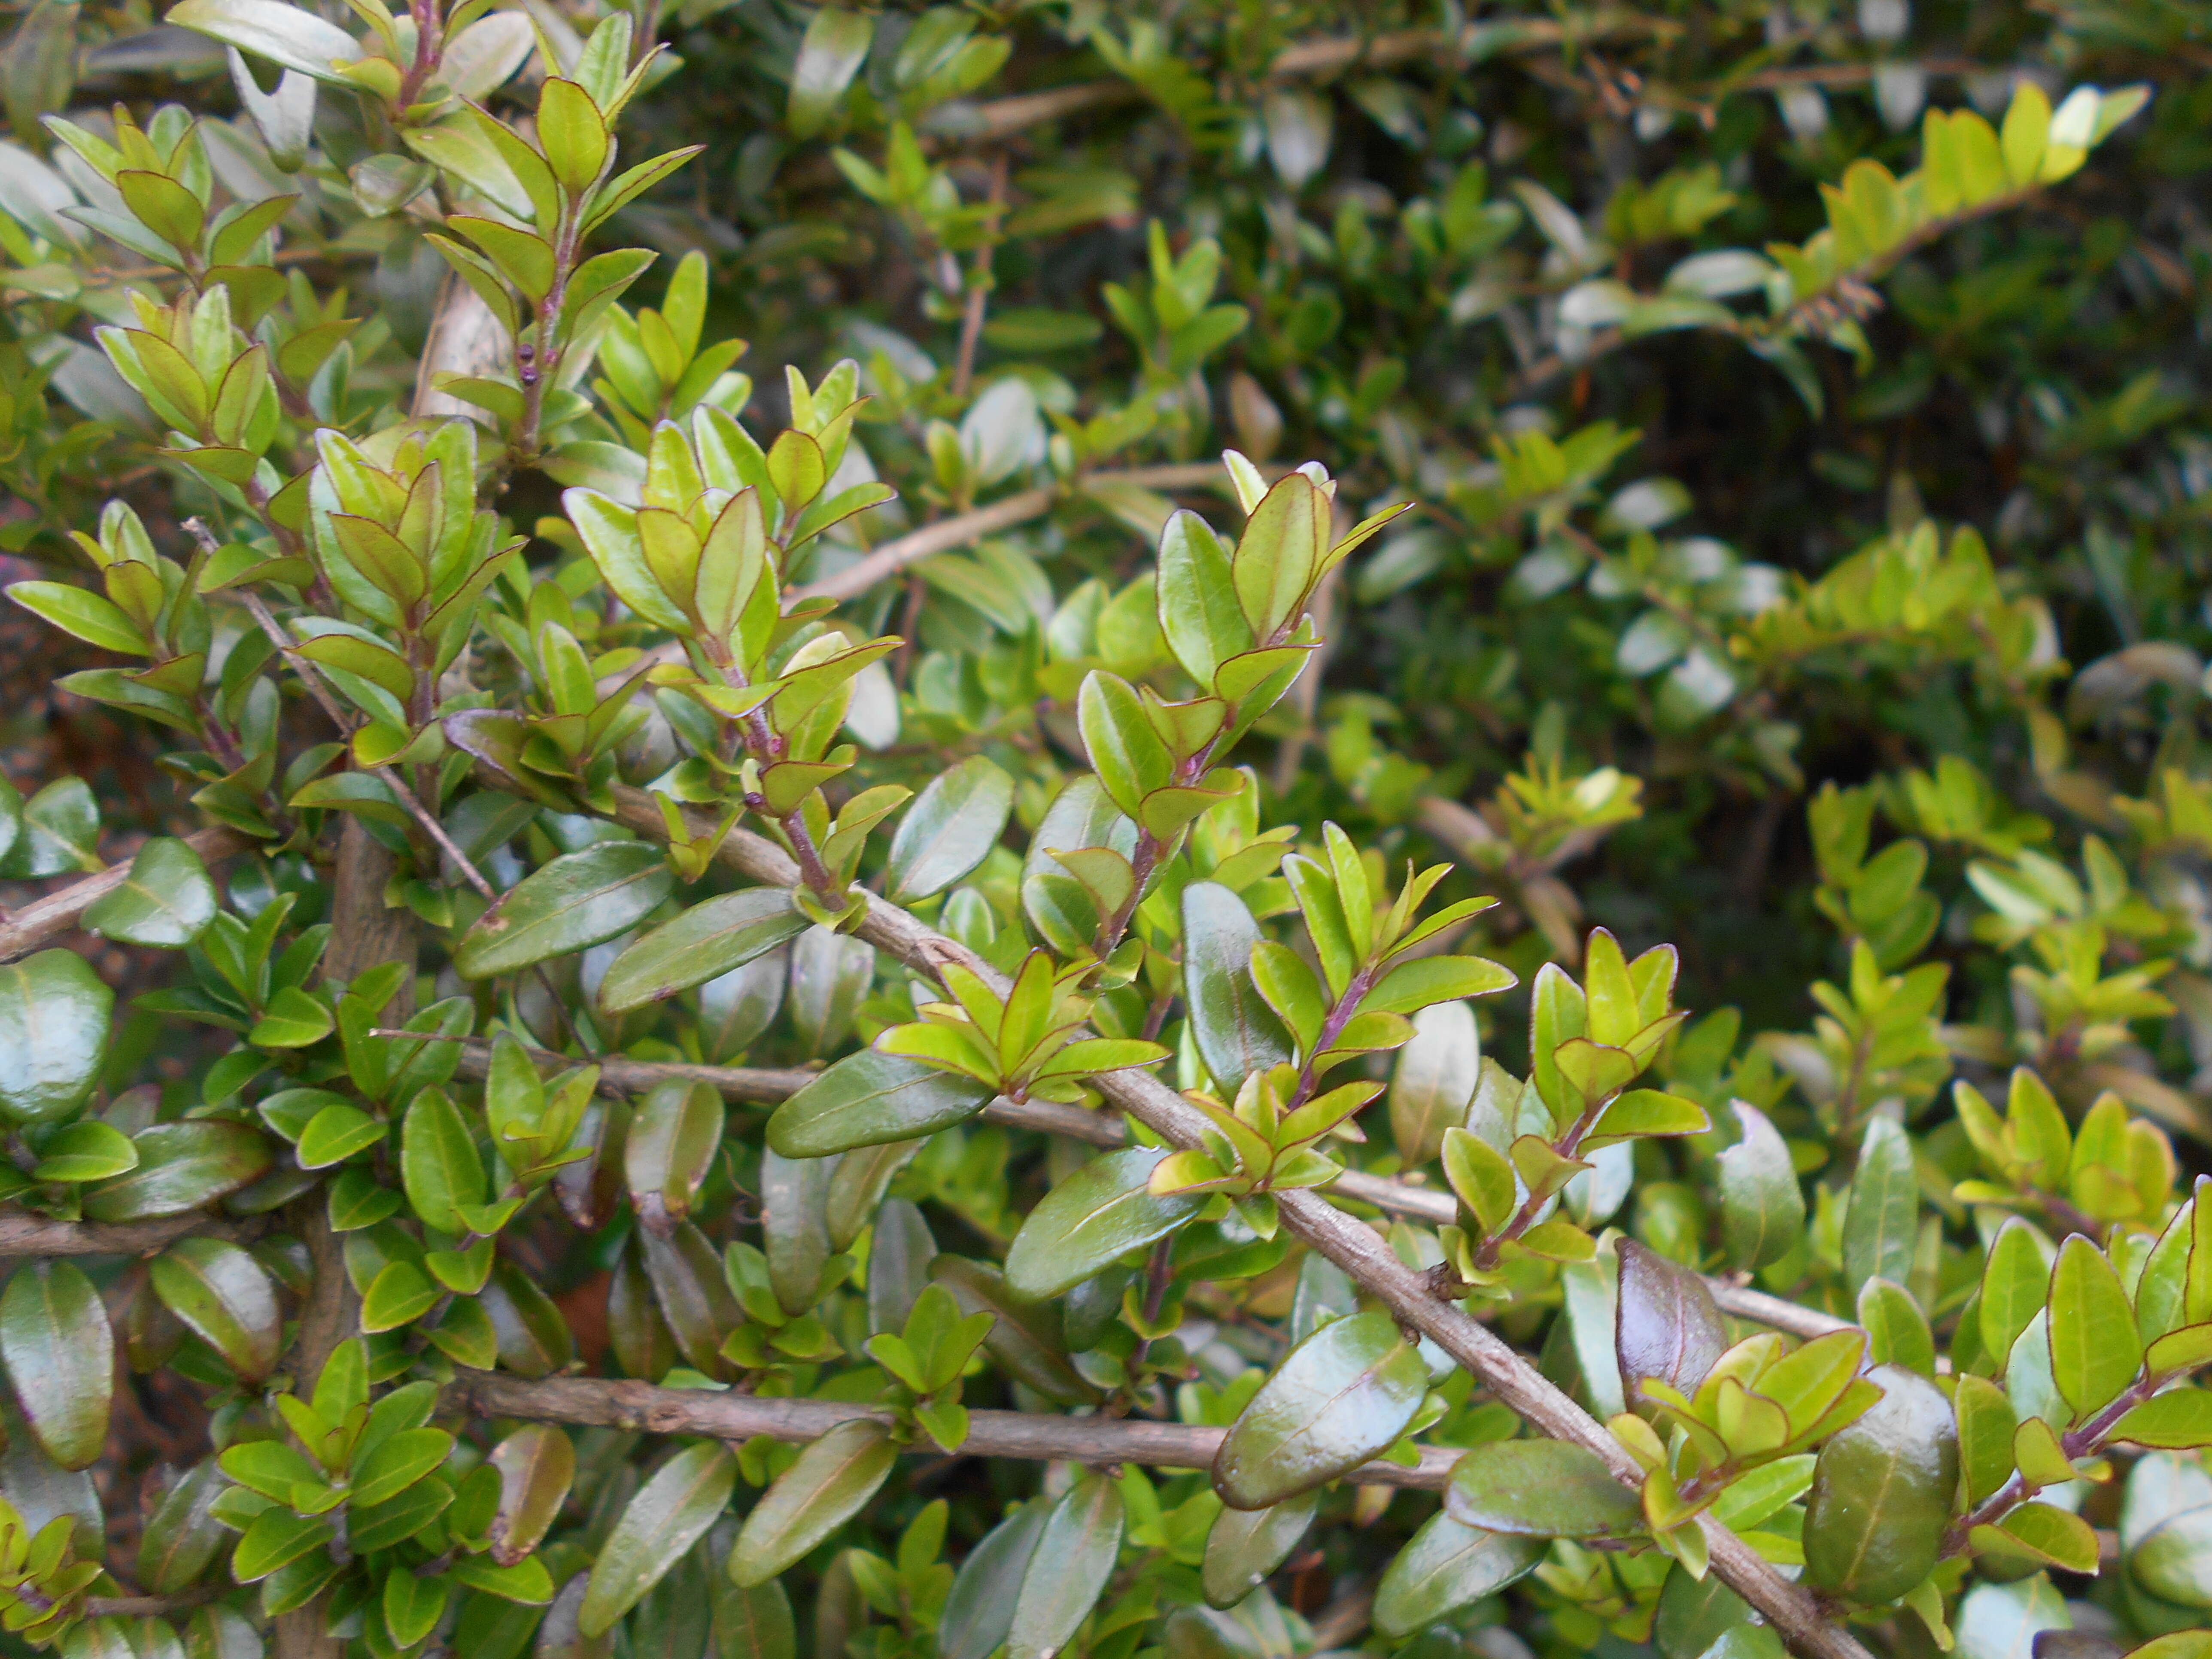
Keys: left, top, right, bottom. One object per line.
{"left": 0, "top": 1211, "right": 265, "bottom": 1257}
{"left": 0, "top": 826, "right": 253, "bottom": 966}
{"left": 793, "top": 463, "right": 1228, "bottom": 605}
{"left": 449, "top": 1369, "right": 1459, "bottom": 1488}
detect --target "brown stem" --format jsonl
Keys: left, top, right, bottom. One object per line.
{"left": 949, "top": 156, "right": 1007, "bottom": 401}
{"left": 0, "top": 1211, "right": 265, "bottom": 1256}
{"left": 448, "top": 1368, "right": 1458, "bottom": 1487}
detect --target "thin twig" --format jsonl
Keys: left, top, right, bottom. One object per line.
{"left": 450, "top": 1368, "right": 1460, "bottom": 1487}
{"left": 950, "top": 155, "right": 1008, "bottom": 401}
{"left": 0, "top": 1211, "right": 266, "bottom": 1256}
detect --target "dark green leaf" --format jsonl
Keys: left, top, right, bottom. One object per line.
{"left": 453, "top": 842, "right": 672, "bottom": 980}
{"left": 939, "top": 1498, "right": 1047, "bottom": 1659}
{"left": 886, "top": 756, "right": 1014, "bottom": 902}
{"left": 81, "top": 836, "right": 216, "bottom": 946}
{"left": 0, "top": 1261, "right": 112, "bottom": 1468}
{"left": 1213, "top": 1310, "right": 1427, "bottom": 1509}
{"left": 148, "top": 1237, "right": 280, "bottom": 1381}
{"left": 1373, "top": 1510, "right": 1545, "bottom": 1638}
{"left": 599, "top": 888, "right": 809, "bottom": 1014}
{"left": 1005, "top": 1147, "right": 1202, "bottom": 1299}
{"left": 713, "top": 1569, "right": 796, "bottom": 1659}
{"left": 769, "top": 1049, "right": 992, "bottom": 1157}
{"left": 82, "top": 1121, "right": 272, "bottom": 1221}
{"left": 1443, "top": 1440, "right": 1644, "bottom": 1540}
{"left": 1717, "top": 1100, "right": 1804, "bottom": 1270}
{"left": 1005, "top": 1472, "right": 1123, "bottom": 1659}
{"left": 0, "top": 948, "right": 111, "bottom": 1126}
{"left": 580, "top": 1442, "right": 738, "bottom": 1636}
{"left": 1200, "top": 1490, "right": 1316, "bottom": 1610}
{"left": 1182, "top": 881, "right": 1292, "bottom": 1090}
{"left": 731, "top": 1419, "right": 896, "bottom": 1586}
{"left": 930, "top": 1255, "right": 1097, "bottom": 1403}
{"left": 1803, "top": 1363, "right": 1958, "bottom": 1604}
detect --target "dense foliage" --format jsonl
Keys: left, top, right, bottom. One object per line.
{"left": 0, "top": 3, "right": 2207, "bottom": 1659}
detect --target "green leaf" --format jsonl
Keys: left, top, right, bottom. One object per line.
{"left": 731, "top": 1419, "right": 896, "bottom": 1586}
{"left": 787, "top": 6, "right": 872, "bottom": 137}
{"left": 148, "top": 1237, "right": 281, "bottom": 1381}
{"left": 1389, "top": 1002, "right": 1478, "bottom": 1167}
{"left": 713, "top": 1571, "right": 796, "bottom": 1659}
{"left": 403, "top": 1086, "right": 486, "bottom": 1237}
{"left": 1372, "top": 1511, "right": 1545, "bottom": 1639}
{"left": 1363, "top": 954, "right": 1517, "bottom": 1017}
{"left": 1803, "top": 1364, "right": 1957, "bottom": 1604}
{"left": 886, "top": 756, "right": 1014, "bottom": 903}
{"left": 768, "top": 1049, "right": 992, "bottom": 1158}
{"left": 1006, "top": 1147, "right": 1203, "bottom": 1299}
{"left": 2111, "top": 1388, "right": 2212, "bottom": 1448}
{"left": 1077, "top": 670, "right": 1172, "bottom": 819}
{"left": 11, "top": 578, "right": 152, "bottom": 655}
{"left": 1005, "top": 1472, "right": 1124, "bottom": 1659}
{"left": 2047, "top": 1234, "right": 2142, "bottom": 1421}
{"left": 1444, "top": 1440, "right": 1643, "bottom": 1539}
{"left": 453, "top": 841, "right": 673, "bottom": 980}
{"left": 81, "top": 836, "right": 215, "bottom": 946}
{"left": 1857, "top": 1278, "right": 1935, "bottom": 1376}
{"left": 295, "top": 1103, "right": 386, "bottom": 1170}
{"left": 354, "top": 1426, "right": 454, "bottom": 1505}
{"left": 137, "top": 1460, "right": 228, "bottom": 1593}
{"left": 249, "top": 984, "right": 333, "bottom": 1048}
{"left": 580, "top": 1442, "right": 739, "bottom": 1635}
{"left": 1200, "top": 1490, "right": 1316, "bottom": 1610}
{"left": 1232, "top": 473, "right": 1325, "bottom": 641}
{"left": 1156, "top": 508, "right": 1252, "bottom": 691}
{"left": 28, "top": 1119, "right": 138, "bottom": 1183}
{"left": 0, "top": 948, "right": 111, "bottom": 1126}
{"left": 599, "top": 888, "right": 809, "bottom": 1014}
{"left": 939, "top": 1499, "right": 1047, "bottom": 1659}
{"left": 1181, "top": 882, "right": 1292, "bottom": 1090}
{"left": 1213, "top": 1310, "right": 1428, "bottom": 1509}
{"left": 489, "top": 1424, "right": 575, "bottom": 1566}
{"left": 1980, "top": 1218, "right": 2050, "bottom": 1363}
{"left": 930, "top": 1255, "right": 1097, "bottom": 1404}
{"left": 166, "top": 0, "right": 365, "bottom": 83}
{"left": 81, "top": 1120, "right": 271, "bottom": 1220}
{"left": 0, "top": 1261, "right": 112, "bottom": 1469}
{"left": 1717, "top": 1101, "right": 1803, "bottom": 1270}
{"left": 384, "top": 1566, "right": 451, "bottom": 1648}
{"left": 232, "top": 1507, "right": 333, "bottom": 1582}
{"left": 348, "top": 1477, "right": 454, "bottom": 1554}
{"left": 1842, "top": 1115, "right": 1918, "bottom": 1293}
{"left": 625, "top": 1079, "right": 724, "bottom": 1231}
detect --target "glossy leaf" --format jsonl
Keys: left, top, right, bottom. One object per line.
{"left": 0, "top": 949, "right": 111, "bottom": 1126}
{"left": 1200, "top": 1490, "right": 1316, "bottom": 1610}
{"left": 1005, "top": 1147, "right": 1203, "bottom": 1299}
{"left": 580, "top": 1442, "right": 739, "bottom": 1636}
{"left": 599, "top": 888, "right": 809, "bottom": 1013}
{"left": 886, "top": 756, "right": 1013, "bottom": 902}
{"left": 1373, "top": 1510, "right": 1545, "bottom": 1638}
{"left": 1443, "top": 1440, "right": 1645, "bottom": 1540}
{"left": 730, "top": 1419, "right": 896, "bottom": 1586}
{"left": 1717, "top": 1100, "right": 1803, "bottom": 1270}
{"left": 0, "top": 1261, "right": 112, "bottom": 1469}
{"left": 81, "top": 837, "right": 216, "bottom": 946}
{"left": 1803, "top": 1363, "right": 1957, "bottom": 1604}
{"left": 148, "top": 1237, "right": 281, "bottom": 1381}
{"left": 1182, "top": 882, "right": 1292, "bottom": 1089}
{"left": 1005, "top": 1472, "right": 1124, "bottom": 1659}
{"left": 1212, "top": 1310, "right": 1427, "bottom": 1509}
{"left": 453, "top": 841, "right": 673, "bottom": 980}
{"left": 769, "top": 1049, "right": 992, "bottom": 1157}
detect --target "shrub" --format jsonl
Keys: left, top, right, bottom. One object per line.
{"left": 0, "top": 4, "right": 2203, "bottom": 1659}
